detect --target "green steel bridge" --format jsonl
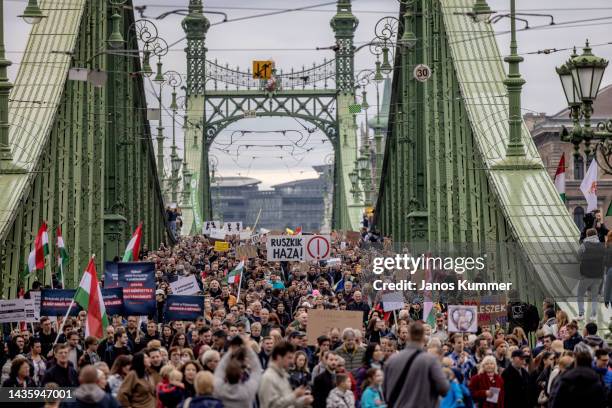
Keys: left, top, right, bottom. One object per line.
{"left": 0, "top": 0, "right": 593, "bottom": 321}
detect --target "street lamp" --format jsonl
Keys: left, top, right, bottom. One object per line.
{"left": 108, "top": 1, "right": 128, "bottom": 49}
{"left": 19, "top": 0, "right": 45, "bottom": 25}
{"left": 142, "top": 50, "right": 153, "bottom": 77}
{"left": 471, "top": 0, "right": 493, "bottom": 22}
{"left": 556, "top": 41, "right": 612, "bottom": 170}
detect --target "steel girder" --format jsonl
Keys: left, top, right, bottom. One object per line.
{"left": 0, "top": 0, "right": 171, "bottom": 296}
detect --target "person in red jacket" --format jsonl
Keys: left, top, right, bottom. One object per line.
{"left": 469, "top": 355, "right": 505, "bottom": 408}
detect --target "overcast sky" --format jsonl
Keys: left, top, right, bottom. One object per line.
{"left": 5, "top": 0, "right": 612, "bottom": 188}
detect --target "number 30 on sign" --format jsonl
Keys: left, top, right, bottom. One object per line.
{"left": 413, "top": 64, "right": 431, "bottom": 82}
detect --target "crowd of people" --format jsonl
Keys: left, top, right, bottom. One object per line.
{"left": 1, "top": 228, "right": 611, "bottom": 408}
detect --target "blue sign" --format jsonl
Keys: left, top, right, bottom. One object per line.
{"left": 118, "top": 262, "right": 156, "bottom": 316}
{"left": 40, "top": 289, "right": 80, "bottom": 316}
{"left": 102, "top": 287, "right": 124, "bottom": 316}
{"left": 104, "top": 261, "right": 119, "bottom": 288}
{"left": 163, "top": 295, "right": 205, "bottom": 323}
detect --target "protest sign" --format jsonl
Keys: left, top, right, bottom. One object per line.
{"left": 40, "top": 289, "right": 80, "bottom": 316}
{"left": 214, "top": 241, "right": 230, "bottom": 252}
{"left": 306, "top": 309, "right": 363, "bottom": 345}
{"left": 448, "top": 305, "right": 478, "bottom": 333}
{"left": 249, "top": 234, "right": 261, "bottom": 245}
{"left": 23, "top": 298, "right": 38, "bottom": 322}
{"left": 223, "top": 222, "right": 243, "bottom": 233}
{"left": 266, "top": 235, "right": 304, "bottom": 261}
{"left": 30, "top": 291, "right": 41, "bottom": 316}
{"left": 203, "top": 221, "right": 221, "bottom": 235}
{"left": 239, "top": 231, "right": 252, "bottom": 241}
{"left": 163, "top": 295, "right": 205, "bottom": 323}
{"left": 236, "top": 245, "right": 258, "bottom": 259}
{"left": 345, "top": 231, "right": 361, "bottom": 245}
{"left": 326, "top": 258, "right": 341, "bottom": 267}
{"left": 266, "top": 235, "right": 331, "bottom": 261}
{"left": 0, "top": 299, "right": 27, "bottom": 323}
{"left": 209, "top": 229, "right": 227, "bottom": 240}
{"left": 463, "top": 294, "right": 508, "bottom": 326}
{"left": 102, "top": 287, "right": 125, "bottom": 316}
{"left": 382, "top": 292, "right": 405, "bottom": 312}
{"left": 117, "top": 262, "right": 156, "bottom": 316}
{"left": 170, "top": 275, "right": 200, "bottom": 295}
{"left": 104, "top": 261, "right": 119, "bottom": 288}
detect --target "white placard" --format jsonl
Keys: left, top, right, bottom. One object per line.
{"left": 169, "top": 275, "right": 200, "bottom": 296}
{"left": 223, "top": 221, "right": 243, "bottom": 233}
{"left": 0, "top": 299, "right": 27, "bottom": 323}
{"left": 382, "top": 292, "right": 405, "bottom": 312}
{"left": 447, "top": 305, "right": 478, "bottom": 333}
{"left": 266, "top": 235, "right": 331, "bottom": 261}
{"left": 209, "top": 229, "right": 227, "bottom": 240}
{"left": 239, "top": 231, "right": 252, "bottom": 241}
{"left": 23, "top": 298, "right": 39, "bottom": 323}
{"left": 203, "top": 221, "right": 221, "bottom": 235}
{"left": 326, "top": 258, "right": 342, "bottom": 267}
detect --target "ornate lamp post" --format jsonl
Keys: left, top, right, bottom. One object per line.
{"left": 167, "top": 74, "right": 183, "bottom": 204}
{"left": 556, "top": 41, "right": 611, "bottom": 171}
{"left": 0, "top": 0, "right": 45, "bottom": 173}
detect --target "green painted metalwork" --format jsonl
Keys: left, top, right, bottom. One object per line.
{"left": 374, "top": 0, "right": 581, "bottom": 310}
{"left": 180, "top": 0, "right": 364, "bottom": 233}
{"left": 0, "top": 0, "right": 171, "bottom": 296}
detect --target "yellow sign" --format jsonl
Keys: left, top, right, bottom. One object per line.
{"left": 214, "top": 241, "right": 230, "bottom": 252}
{"left": 252, "top": 60, "right": 274, "bottom": 80}
{"left": 366, "top": 207, "right": 375, "bottom": 216}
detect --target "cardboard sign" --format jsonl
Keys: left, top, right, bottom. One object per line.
{"left": 214, "top": 241, "right": 230, "bottom": 252}
{"left": 447, "top": 305, "right": 478, "bottom": 333}
{"left": 236, "top": 245, "right": 258, "bottom": 259}
{"left": 345, "top": 231, "right": 361, "bottom": 245}
{"left": 463, "top": 295, "right": 508, "bottom": 326}
{"left": 170, "top": 275, "right": 200, "bottom": 295}
{"left": 306, "top": 309, "right": 363, "bottom": 345}
{"left": 382, "top": 292, "right": 405, "bottom": 312}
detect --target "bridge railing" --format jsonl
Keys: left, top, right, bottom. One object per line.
{"left": 204, "top": 58, "right": 336, "bottom": 91}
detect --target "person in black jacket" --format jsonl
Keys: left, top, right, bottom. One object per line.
{"left": 563, "top": 321, "right": 582, "bottom": 351}
{"left": 42, "top": 344, "right": 78, "bottom": 387}
{"left": 501, "top": 350, "right": 531, "bottom": 408}
{"left": 577, "top": 228, "right": 606, "bottom": 320}
{"left": 550, "top": 351, "right": 607, "bottom": 408}
{"left": 61, "top": 365, "right": 120, "bottom": 408}
{"left": 103, "top": 330, "right": 131, "bottom": 367}
{"left": 2, "top": 356, "right": 36, "bottom": 387}
{"left": 347, "top": 290, "right": 371, "bottom": 324}
{"left": 312, "top": 351, "right": 337, "bottom": 408}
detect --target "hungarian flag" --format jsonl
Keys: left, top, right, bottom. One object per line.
{"left": 25, "top": 222, "right": 49, "bottom": 278}
{"left": 554, "top": 153, "right": 566, "bottom": 203}
{"left": 123, "top": 223, "right": 143, "bottom": 262}
{"left": 74, "top": 256, "right": 108, "bottom": 338}
{"left": 227, "top": 260, "right": 244, "bottom": 285}
{"left": 56, "top": 227, "right": 68, "bottom": 288}
{"left": 580, "top": 160, "right": 598, "bottom": 212}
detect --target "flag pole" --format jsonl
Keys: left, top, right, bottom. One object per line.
{"left": 251, "top": 207, "right": 262, "bottom": 232}
{"left": 236, "top": 258, "right": 245, "bottom": 301}
{"left": 53, "top": 298, "right": 74, "bottom": 345}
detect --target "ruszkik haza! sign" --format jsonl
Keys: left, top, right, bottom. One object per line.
{"left": 266, "top": 235, "right": 331, "bottom": 261}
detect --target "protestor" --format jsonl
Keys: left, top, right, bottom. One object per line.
{"left": 61, "top": 365, "right": 120, "bottom": 408}
{"left": 177, "top": 371, "right": 223, "bottom": 408}
{"left": 468, "top": 355, "right": 504, "bottom": 408}
{"left": 108, "top": 355, "right": 132, "bottom": 398}
{"left": 360, "top": 368, "right": 386, "bottom": 408}
{"left": 43, "top": 343, "right": 79, "bottom": 387}
{"left": 326, "top": 373, "right": 355, "bottom": 408}
{"left": 116, "top": 351, "right": 157, "bottom": 408}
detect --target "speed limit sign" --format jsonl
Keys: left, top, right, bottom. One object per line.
{"left": 413, "top": 64, "right": 432, "bottom": 82}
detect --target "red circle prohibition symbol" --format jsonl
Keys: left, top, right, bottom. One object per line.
{"left": 306, "top": 236, "right": 330, "bottom": 259}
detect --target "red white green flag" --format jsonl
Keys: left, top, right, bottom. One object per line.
{"left": 123, "top": 223, "right": 143, "bottom": 262}
{"left": 554, "top": 153, "right": 566, "bottom": 203}
{"left": 74, "top": 256, "right": 108, "bottom": 338}
{"left": 227, "top": 260, "right": 244, "bottom": 285}
{"left": 26, "top": 222, "right": 49, "bottom": 277}
{"left": 56, "top": 227, "right": 68, "bottom": 288}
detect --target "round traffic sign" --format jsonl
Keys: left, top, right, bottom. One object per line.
{"left": 306, "top": 235, "right": 330, "bottom": 260}
{"left": 413, "top": 64, "right": 432, "bottom": 82}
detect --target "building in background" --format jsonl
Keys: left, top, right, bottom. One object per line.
{"left": 211, "top": 165, "right": 333, "bottom": 231}
{"left": 526, "top": 84, "right": 612, "bottom": 230}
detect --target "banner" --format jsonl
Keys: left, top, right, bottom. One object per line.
{"left": 382, "top": 292, "right": 405, "bottom": 312}
{"left": 214, "top": 241, "right": 230, "bottom": 252}
{"left": 463, "top": 295, "right": 508, "bottom": 326}
{"left": 163, "top": 295, "right": 205, "bottom": 323}
{"left": 209, "top": 229, "right": 227, "bottom": 240}
{"left": 266, "top": 235, "right": 331, "bottom": 261}
{"left": 169, "top": 275, "right": 200, "bottom": 295}
{"left": 447, "top": 305, "right": 478, "bottom": 333}
{"left": 306, "top": 309, "right": 363, "bottom": 345}
{"left": 40, "top": 289, "right": 80, "bottom": 316}
{"left": 0, "top": 299, "right": 27, "bottom": 323}
{"left": 117, "top": 262, "right": 156, "bottom": 316}
{"left": 102, "top": 287, "right": 125, "bottom": 316}
{"left": 104, "top": 261, "right": 119, "bottom": 288}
